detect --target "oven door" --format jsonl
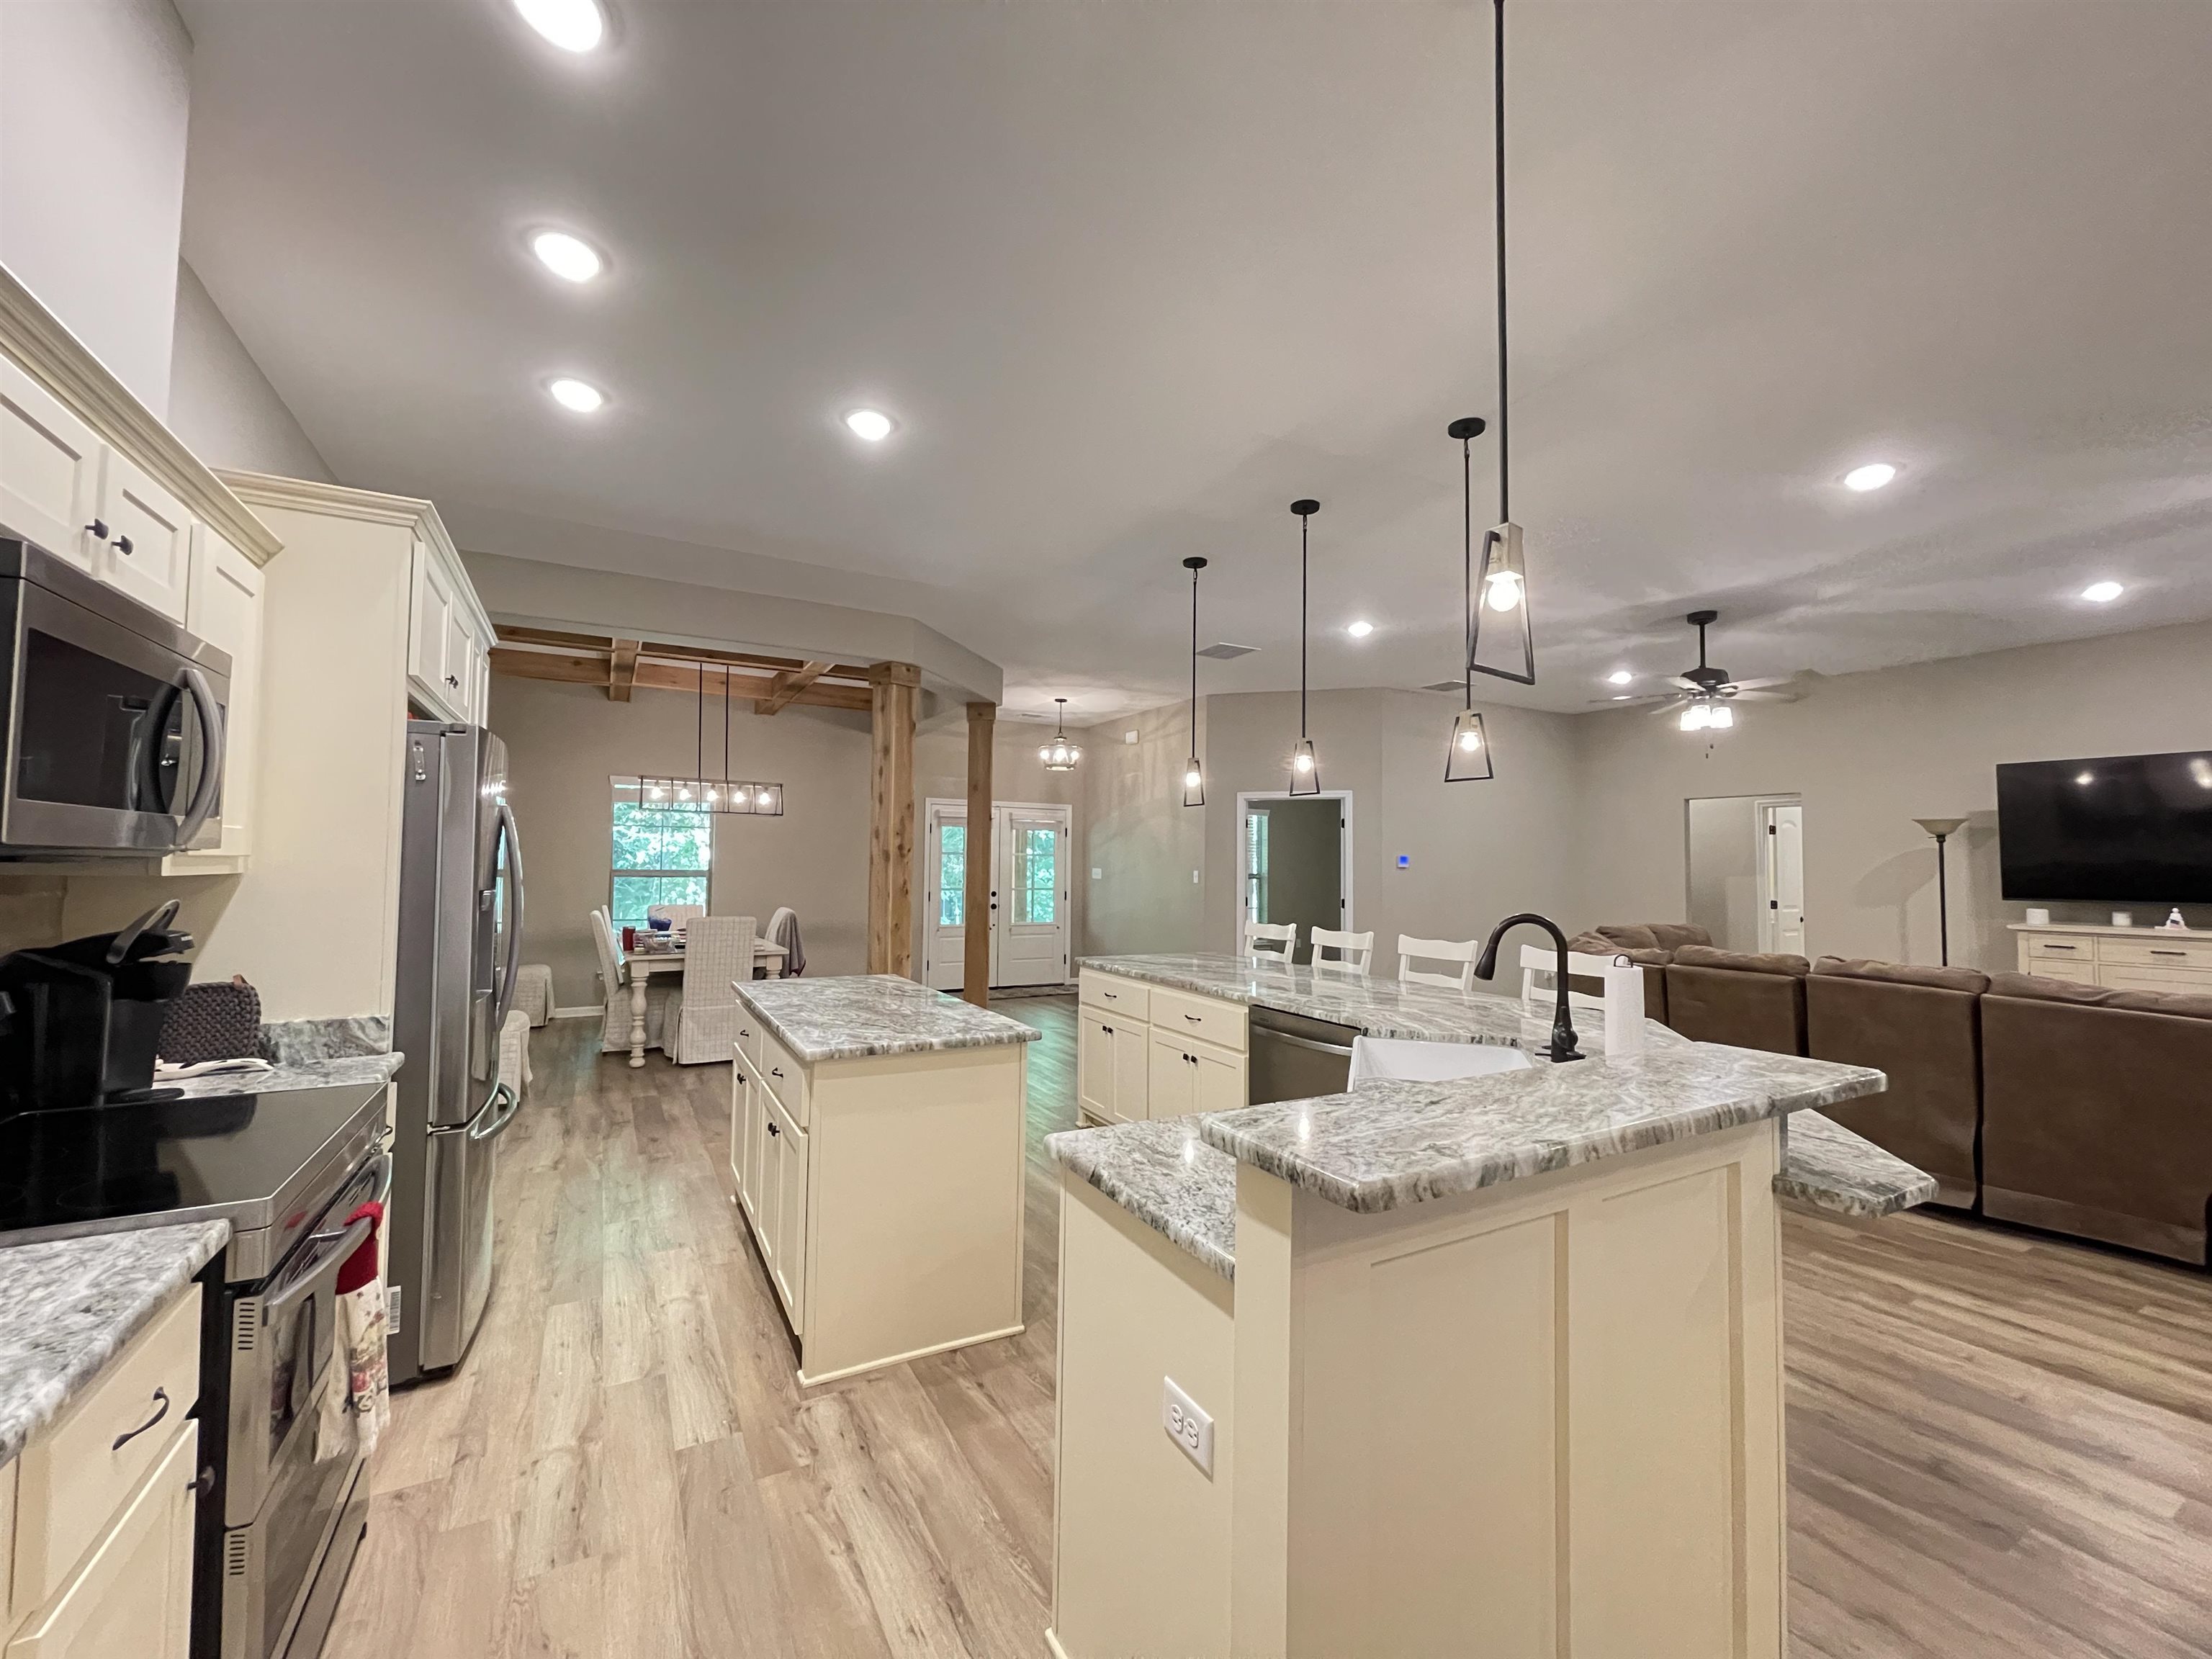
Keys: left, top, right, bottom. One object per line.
{"left": 1, "top": 563, "right": 229, "bottom": 853}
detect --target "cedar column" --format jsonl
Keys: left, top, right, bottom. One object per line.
{"left": 963, "top": 702, "right": 996, "bottom": 1007}
{"left": 866, "top": 661, "right": 921, "bottom": 976}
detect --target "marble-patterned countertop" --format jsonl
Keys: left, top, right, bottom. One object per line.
{"left": 165, "top": 1050, "right": 404, "bottom": 1100}
{"left": 1080, "top": 953, "right": 1681, "bottom": 1056}
{"left": 0, "top": 1220, "right": 230, "bottom": 1465}
{"left": 1776, "top": 1111, "right": 1938, "bottom": 1218}
{"left": 1198, "top": 1044, "right": 1884, "bottom": 1214}
{"left": 736, "top": 975, "right": 1043, "bottom": 1064}
{"left": 1047, "top": 1118, "right": 1238, "bottom": 1281}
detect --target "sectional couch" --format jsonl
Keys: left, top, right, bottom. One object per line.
{"left": 1576, "top": 922, "right": 2212, "bottom": 1266}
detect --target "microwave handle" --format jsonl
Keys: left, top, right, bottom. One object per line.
{"left": 175, "top": 665, "right": 225, "bottom": 848}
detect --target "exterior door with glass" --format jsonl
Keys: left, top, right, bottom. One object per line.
{"left": 994, "top": 804, "right": 1071, "bottom": 987}
{"left": 922, "top": 802, "right": 971, "bottom": 991}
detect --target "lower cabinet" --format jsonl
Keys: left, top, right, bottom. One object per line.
{"left": 1147, "top": 1031, "right": 1245, "bottom": 1119}
{"left": 1079, "top": 973, "right": 1249, "bottom": 1123}
{"left": 768, "top": 1093, "right": 810, "bottom": 1331}
{"left": 6, "top": 1423, "right": 197, "bottom": 1659}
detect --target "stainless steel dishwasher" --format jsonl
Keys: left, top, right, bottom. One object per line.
{"left": 1247, "top": 1004, "right": 1362, "bottom": 1104}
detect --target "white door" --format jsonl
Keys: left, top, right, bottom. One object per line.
{"left": 1761, "top": 801, "right": 1806, "bottom": 956}
{"left": 922, "top": 802, "right": 971, "bottom": 991}
{"left": 995, "top": 804, "right": 1071, "bottom": 987}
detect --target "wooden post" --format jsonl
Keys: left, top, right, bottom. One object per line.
{"left": 963, "top": 702, "right": 996, "bottom": 1007}
{"left": 866, "top": 661, "right": 921, "bottom": 976}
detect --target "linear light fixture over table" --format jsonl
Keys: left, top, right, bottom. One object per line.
{"left": 1183, "top": 557, "right": 1208, "bottom": 806}
{"left": 1289, "top": 499, "right": 1321, "bottom": 796}
{"left": 1040, "top": 698, "right": 1082, "bottom": 770}
{"left": 637, "top": 658, "right": 783, "bottom": 814}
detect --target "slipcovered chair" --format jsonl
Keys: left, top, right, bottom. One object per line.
{"left": 1807, "top": 958, "right": 1987, "bottom": 1208}
{"left": 667, "top": 915, "right": 756, "bottom": 1065}
{"left": 512, "top": 963, "right": 554, "bottom": 1028}
{"left": 1981, "top": 972, "right": 2212, "bottom": 1264}
{"left": 1664, "top": 945, "right": 1809, "bottom": 1054}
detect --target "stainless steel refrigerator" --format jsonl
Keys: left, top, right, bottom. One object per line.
{"left": 388, "top": 721, "right": 526, "bottom": 1385}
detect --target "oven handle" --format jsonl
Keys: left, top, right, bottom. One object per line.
{"left": 175, "top": 664, "right": 225, "bottom": 848}
{"left": 261, "top": 1150, "right": 392, "bottom": 1319}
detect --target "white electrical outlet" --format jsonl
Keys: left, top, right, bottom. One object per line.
{"left": 1191, "top": 868, "right": 1200, "bottom": 884}
{"left": 1161, "top": 1376, "right": 1214, "bottom": 1475}
{"left": 1092, "top": 867, "right": 1103, "bottom": 880}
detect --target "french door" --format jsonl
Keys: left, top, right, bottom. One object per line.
{"left": 922, "top": 801, "right": 1071, "bottom": 990}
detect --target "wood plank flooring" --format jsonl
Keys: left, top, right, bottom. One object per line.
{"left": 325, "top": 999, "right": 2212, "bottom": 1658}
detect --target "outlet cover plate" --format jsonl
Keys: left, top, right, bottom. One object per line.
{"left": 1162, "top": 1376, "right": 1214, "bottom": 1475}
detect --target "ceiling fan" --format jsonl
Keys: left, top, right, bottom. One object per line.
{"left": 1597, "top": 611, "right": 1801, "bottom": 731}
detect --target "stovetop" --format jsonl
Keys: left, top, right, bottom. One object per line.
{"left": 0, "top": 1081, "right": 387, "bottom": 1280}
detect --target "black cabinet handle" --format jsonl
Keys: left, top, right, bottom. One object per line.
{"left": 767, "top": 1120, "right": 781, "bottom": 1138}
{"left": 112, "top": 1387, "right": 170, "bottom": 1450}
{"left": 770, "top": 1067, "right": 783, "bottom": 1078}
{"left": 1184, "top": 1014, "right": 1202, "bottom": 1023}
{"left": 446, "top": 673, "right": 460, "bottom": 688}
{"left": 85, "top": 518, "right": 109, "bottom": 541}
{"left": 1100, "top": 1024, "right": 1112, "bottom": 1035}
{"left": 187, "top": 1465, "right": 215, "bottom": 1497}
{"left": 114, "top": 534, "right": 134, "bottom": 555}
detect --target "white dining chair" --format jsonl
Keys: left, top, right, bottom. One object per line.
{"left": 668, "top": 914, "right": 755, "bottom": 1065}
{"left": 1398, "top": 935, "right": 1482, "bottom": 992}
{"left": 1309, "top": 927, "right": 1375, "bottom": 976}
{"left": 591, "top": 907, "right": 667, "bottom": 1054}
{"left": 1244, "top": 920, "right": 1298, "bottom": 963}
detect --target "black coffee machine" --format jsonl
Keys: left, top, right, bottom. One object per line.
{"left": 0, "top": 902, "right": 194, "bottom": 1112}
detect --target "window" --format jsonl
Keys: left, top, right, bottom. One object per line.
{"left": 611, "top": 779, "right": 710, "bottom": 932}
{"left": 1017, "top": 826, "right": 1058, "bottom": 923}
{"left": 1245, "top": 811, "right": 1270, "bottom": 923}
{"left": 938, "top": 822, "right": 966, "bottom": 927}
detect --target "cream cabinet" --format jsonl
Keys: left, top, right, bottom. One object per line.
{"left": 0, "top": 356, "right": 102, "bottom": 575}
{"left": 1079, "top": 971, "right": 1246, "bottom": 1123}
{"left": 407, "top": 534, "right": 490, "bottom": 725}
{"left": 6, "top": 1284, "right": 202, "bottom": 1658}
{"left": 2014, "top": 923, "right": 2212, "bottom": 994}
{"left": 92, "top": 449, "right": 192, "bottom": 624}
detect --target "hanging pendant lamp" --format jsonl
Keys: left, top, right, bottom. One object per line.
{"left": 1182, "top": 556, "right": 1208, "bottom": 806}
{"left": 1465, "top": 0, "right": 1536, "bottom": 690}
{"left": 1288, "top": 498, "right": 1321, "bottom": 796}
{"left": 1444, "top": 415, "right": 1498, "bottom": 782}
{"left": 1040, "top": 698, "right": 1082, "bottom": 770}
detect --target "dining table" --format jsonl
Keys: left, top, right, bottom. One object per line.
{"left": 621, "top": 938, "right": 788, "bottom": 1067}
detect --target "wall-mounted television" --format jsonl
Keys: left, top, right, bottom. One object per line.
{"left": 1997, "top": 750, "right": 2212, "bottom": 902}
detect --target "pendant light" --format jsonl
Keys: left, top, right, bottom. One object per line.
{"left": 1288, "top": 498, "right": 1321, "bottom": 795}
{"left": 1182, "top": 556, "right": 1208, "bottom": 806}
{"left": 1465, "top": 0, "right": 1536, "bottom": 690}
{"left": 1039, "top": 698, "right": 1082, "bottom": 770}
{"left": 1444, "top": 415, "right": 1497, "bottom": 782}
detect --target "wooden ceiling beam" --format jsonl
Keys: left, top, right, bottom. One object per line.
{"left": 491, "top": 624, "right": 873, "bottom": 685}
{"left": 607, "top": 638, "right": 641, "bottom": 702}
{"left": 490, "top": 647, "right": 872, "bottom": 711}
{"left": 759, "top": 660, "right": 832, "bottom": 716}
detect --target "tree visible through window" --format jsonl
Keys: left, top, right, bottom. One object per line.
{"left": 938, "top": 823, "right": 966, "bottom": 928}
{"left": 611, "top": 779, "right": 710, "bottom": 932}
{"left": 1019, "top": 826, "right": 1058, "bottom": 924}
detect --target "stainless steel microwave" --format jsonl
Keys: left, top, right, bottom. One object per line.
{"left": 0, "top": 536, "right": 230, "bottom": 856}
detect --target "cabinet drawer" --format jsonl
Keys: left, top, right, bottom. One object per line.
{"left": 759, "top": 1028, "right": 811, "bottom": 1128}
{"left": 2102, "top": 937, "right": 2212, "bottom": 971}
{"left": 1080, "top": 973, "right": 1149, "bottom": 1023}
{"left": 735, "top": 1012, "right": 766, "bottom": 1073}
{"left": 2097, "top": 964, "right": 2212, "bottom": 995}
{"left": 1147, "top": 986, "right": 1248, "bottom": 1053}
{"left": 14, "top": 1285, "right": 200, "bottom": 1615}
{"left": 2022, "top": 935, "right": 2094, "bottom": 963}
{"left": 2024, "top": 955, "right": 2098, "bottom": 985}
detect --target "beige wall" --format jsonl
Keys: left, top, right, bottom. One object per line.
{"left": 1575, "top": 619, "right": 2212, "bottom": 970}
{"left": 490, "top": 675, "right": 874, "bottom": 1008}
{"left": 1080, "top": 701, "right": 1210, "bottom": 958}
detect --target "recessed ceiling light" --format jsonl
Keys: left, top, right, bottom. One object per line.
{"left": 1346, "top": 621, "right": 1375, "bottom": 639}
{"left": 1843, "top": 462, "right": 1898, "bottom": 493}
{"left": 548, "top": 377, "right": 604, "bottom": 413}
{"left": 1606, "top": 669, "right": 1634, "bottom": 685}
{"left": 515, "top": 0, "right": 604, "bottom": 52}
{"left": 530, "top": 230, "right": 603, "bottom": 283}
{"left": 2081, "top": 580, "right": 2124, "bottom": 603}
{"left": 843, "top": 408, "right": 895, "bottom": 442}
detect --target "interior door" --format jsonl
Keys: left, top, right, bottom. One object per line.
{"left": 1761, "top": 801, "right": 1806, "bottom": 956}
{"left": 922, "top": 804, "right": 968, "bottom": 991}
{"left": 994, "top": 805, "right": 1071, "bottom": 987}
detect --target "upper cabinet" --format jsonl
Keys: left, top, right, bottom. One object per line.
{"left": 94, "top": 449, "right": 192, "bottom": 623}
{"left": 0, "top": 356, "right": 102, "bottom": 574}
{"left": 177, "top": 526, "right": 265, "bottom": 861}
{"left": 408, "top": 531, "right": 490, "bottom": 726}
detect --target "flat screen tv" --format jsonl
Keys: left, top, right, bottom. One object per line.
{"left": 1997, "top": 750, "right": 2212, "bottom": 902}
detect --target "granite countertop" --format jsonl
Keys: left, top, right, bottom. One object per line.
{"left": 1777, "top": 1111, "right": 1938, "bottom": 1218}
{"left": 1079, "top": 952, "right": 1681, "bottom": 1056}
{"left": 736, "top": 975, "right": 1043, "bottom": 1064}
{"left": 1047, "top": 1118, "right": 1238, "bottom": 1281}
{"left": 1198, "top": 1044, "right": 1884, "bottom": 1214}
{"left": 0, "top": 1220, "right": 230, "bottom": 1465}
{"left": 166, "top": 1050, "right": 404, "bottom": 1100}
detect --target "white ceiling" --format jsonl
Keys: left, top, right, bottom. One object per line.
{"left": 177, "top": 0, "right": 2212, "bottom": 719}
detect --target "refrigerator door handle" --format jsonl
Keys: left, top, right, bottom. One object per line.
{"left": 492, "top": 796, "right": 527, "bottom": 1035}
{"left": 469, "top": 1081, "right": 521, "bottom": 1143}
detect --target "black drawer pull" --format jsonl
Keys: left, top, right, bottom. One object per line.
{"left": 767, "top": 1120, "right": 781, "bottom": 1138}
{"left": 1184, "top": 1013, "right": 1202, "bottom": 1022}
{"left": 112, "top": 1387, "right": 171, "bottom": 1450}
{"left": 770, "top": 1066, "right": 783, "bottom": 1078}
{"left": 85, "top": 518, "right": 109, "bottom": 541}
{"left": 114, "top": 534, "right": 135, "bottom": 555}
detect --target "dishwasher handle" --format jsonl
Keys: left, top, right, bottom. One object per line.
{"left": 1262, "top": 1028, "right": 1354, "bottom": 1058}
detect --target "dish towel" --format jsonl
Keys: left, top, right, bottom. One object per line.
{"left": 1348, "top": 1037, "right": 1534, "bottom": 1085}
{"left": 336, "top": 1200, "right": 392, "bottom": 1455}
{"left": 771, "top": 908, "right": 806, "bottom": 977}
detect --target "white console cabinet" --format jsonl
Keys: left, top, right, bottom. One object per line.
{"left": 2013, "top": 922, "right": 2212, "bottom": 994}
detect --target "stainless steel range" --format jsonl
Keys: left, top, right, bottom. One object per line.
{"left": 0, "top": 1079, "right": 391, "bottom": 1659}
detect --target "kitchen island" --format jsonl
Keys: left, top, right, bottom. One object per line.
{"left": 729, "top": 974, "right": 1039, "bottom": 1385}
{"left": 1046, "top": 1020, "right": 1920, "bottom": 1659}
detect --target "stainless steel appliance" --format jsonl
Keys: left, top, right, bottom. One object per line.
{"left": 387, "top": 721, "right": 526, "bottom": 1384}
{"left": 0, "top": 1078, "right": 392, "bottom": 1659}
{"left": 1247, "top": 1004, "right": 1359, "bottom": 1105}
{"left": 0, "top": 536, "right": 229, "bottom": 855}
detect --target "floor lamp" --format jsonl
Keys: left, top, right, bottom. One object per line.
{"left": 1913, "top": 817, "right": 1969, "bottom": 966}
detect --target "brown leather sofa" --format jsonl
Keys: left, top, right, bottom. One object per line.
{"left": 1663, "top": 944, "right": 1811, "bottom": 1054}
{"left": 1981, "top": 972, "right": 2212, "bottom": 1264}
{"left": 1807, "top": 958, "right": 1987, "bottom": 1209}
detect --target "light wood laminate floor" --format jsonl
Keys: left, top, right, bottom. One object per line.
{"left": 325, "top": 1000, "right": 2212, "bottom": 1658}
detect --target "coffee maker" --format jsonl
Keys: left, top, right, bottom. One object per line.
{"left": 0, "top": 902, "right": 194, "bottom": 1112}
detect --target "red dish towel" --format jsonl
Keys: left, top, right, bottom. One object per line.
{"left": 333, "top": 1201, "right": 391, "bottom": 1452}
{"left": 336, "top": 1201, "right": 383, "bottom": 1293}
